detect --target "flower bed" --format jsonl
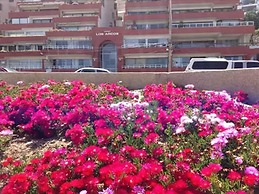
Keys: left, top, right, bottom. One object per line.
{"left": 0, "top": 80, "right": 258, "bottom": 194}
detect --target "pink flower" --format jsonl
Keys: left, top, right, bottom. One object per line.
{"left": 0, "top": 129, "right": 13, "bottom": 136}
{"left": 235, "top": 157, "right": 243, "bottom": 165}
{"left": 244, "top": 166, "right": 259, "bottom": 176}
{"left": 144, "top": 133, "right": 159, "bottom": 144}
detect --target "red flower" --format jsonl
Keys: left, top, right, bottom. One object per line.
{"left": 95, "top": 127, "right": 114, "bottom": 138}
{"left": 121, "top": 175, "right": 142, "bottom": 188}
{"left": 37, "top": 176, "right": 52, "bottom": 193}
{"left": 243, "top": 174, "right": 258, "bottom": 186}
{"left": 152, "top": 147, "right": 164, "bottom": 158}
{"left": 70, "top": 179, "right": 84, "bottom": 188}
{"left": 74, "top": 161, "right": 96, "bottom": 177}
{"left": 65, "top": 124, "right": 87, "bottom": 145}
{"left": 170, "top": 179, "right": 188, "bottom": 190}
{"left": 1, "top": 157, "right": 13, "bottom": 167}
{"left": 131, "top": 149, "right": 148, "bottom": 160}
{"left": 144, "top": 133, "right": 159, "bottom": 144}
{"left": 227, "top": 171, "right": 241, "bottom": 182}
{"left": 207, "top": 163, "right": 222, "bottom": 173}
{"left": 2, "top": 173, "right": 31, "bottom": 194}
{"left": 201, "top": 167, "right": 213, "bottom": 177}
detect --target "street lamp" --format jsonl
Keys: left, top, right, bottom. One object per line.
{"left": 168, "top": 0, "right": 173, "bottom": 72}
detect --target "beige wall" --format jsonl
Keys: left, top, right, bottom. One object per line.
{"left": 0, "top": 0, "right": 18, "bottom": 24}
{"left": 1, "top": 69, "right": 259, "bottom": 104}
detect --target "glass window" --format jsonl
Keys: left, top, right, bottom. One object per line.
{"left": 101, "top": 43, "right": 117, "bottom": 72}
{"left": 54, "top": 59, "right": 92, "bottom": 69}
{"left": 125, "top": 58, "right": 167, "bottom": 68}
{"left": 234, "top": 62, "right": 243, "bottom": 68}
{"left": 173, "top": 57, "right": 191, "bottom": 67}
{"left": 247, "top": 62, "right": 259, "bottom": 68}
{"left": 8, "top": 59, "right": 42, "bottom": 69}
{"left": 11, "top": 19, "right": 19, "bottom": 24}
{"left": 20, "top": 18, "right": 28, "bottom": 24}
{"left": 192, "top": 61, "right": 229, "bottom": 69}
{"left": 82, "top": 69, "right": 95, "bottom": 72}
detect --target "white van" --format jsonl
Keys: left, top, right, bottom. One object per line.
{"left": 185, "top": 58, "right": 259, "bottom": 72}
{"left": 74, "top": 67, "right": 111, "bottom": 73}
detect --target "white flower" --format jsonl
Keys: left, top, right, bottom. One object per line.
{"left": 17, "top": 81, "right": 23, "bottom": 85}
{"left": 185, "top": 84, "right": 195, "bottom": 89}
{"left": 39, "top": 84, "right": 50, "bottom": 90}
{"left": 180, "top": 115, "right": 193, "bottom": 124}
{"left": 79, "top": 190, "right": 87, "bottom": 194}
{"left": 175, "top": 126, "right": 186, "bottom": 134}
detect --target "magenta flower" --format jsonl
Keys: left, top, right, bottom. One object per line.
{"left": 133, "top": 185, "right": 145, "bottom": 194}
{"left": 235, "top": 157, "right": 243, "bottom": 165}
{"left": 244, "top": 166, "right": 259, "bottom": 176}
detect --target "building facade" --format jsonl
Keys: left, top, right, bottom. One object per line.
{"left": 0, "top": 0, "right": 257, "bottom": 72}
{"left": 238, "top": 0, "right": 259, "bottom": 12}
{"left": 0, "top": 0, "right": 19, "bottom": 24}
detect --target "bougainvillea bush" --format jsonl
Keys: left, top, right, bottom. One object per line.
{"left": 0, "top": 80, "right": 258, "bottom": 194}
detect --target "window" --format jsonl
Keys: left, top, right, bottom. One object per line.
{"left": 247, "top": 62, "right": 259, "bottom": 68}
{"left": 0, "top": 4, "right": 2, "bottom": 11}
{"left": 234, "top": 62, "right": 243, "bottom": 68}
{"left": 8, "top": 60, "right": 42, "bottom": 69}
{"left": 173, "top": 57, "right": 191, "bottom": 67}
{"left": 11, "top": 18, "right": 29, "bottom": 24}
{"left": 81, "top": 69, "right": 95, "bottom": 72}
{"left": 192, "top": 61, "right": 229, "bottom": 69}
{"left": 32, "top": 19, "right": 52, "bottom": 23}
{"left": 125, "top": 58, "right": 167, "bottom": 68}
{"left": 54, "top": 59, "right": 92, "bottom": 69}
{"left": 9, "top": 0, "right": 14, "bottom": 2}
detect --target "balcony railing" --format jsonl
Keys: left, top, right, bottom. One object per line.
{"left": 43, "top": 45, "right": 92, "bottom": 50}
{"left": 126, "top": 21, "right": 254, "bottom": 30}
{"left": 127, "top": 0, "right": 163, "bottom": 2}
{"left": 122, "top": 42, "right": 249, "bottom": 49}
{"left": 172, "top": 21, "right": 254, "bottom": 28}
{"left": 123, "top": 63, "right": 167, "bottom": 69}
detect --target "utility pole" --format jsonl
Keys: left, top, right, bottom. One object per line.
{"left": 168, "top": 0, "right": 173, "bottom": 72}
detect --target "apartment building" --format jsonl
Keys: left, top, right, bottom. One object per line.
{"left": 238, "top": 0, "right": 259, "bottom": 12}
{"left": 0, "top": 0, "right": 257, "bottom": 72}
{"left": 0, "top": 0, "right": 19, "bottom": 24}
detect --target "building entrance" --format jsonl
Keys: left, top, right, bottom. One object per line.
{"left": 101, "top": 43, "right": 117, "bottom": 72}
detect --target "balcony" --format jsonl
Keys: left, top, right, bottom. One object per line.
{"left": 59, "top": 3, "right": 101, "bottom": 11}
{"left": 172, "top": 21, "right": 254, "bottom": 28}
{"left": 8, "top": 10, "right": 59, "bottom": 19}
{"left": 126, "top": 0, "right": 167, "bottom": 9}
{"left": 46, "top": 30, "right": 92, "bottom": 37}
{"left": 43, "top": 45, "right": 92, "bottom": 50}
{"left": 124, "top": 13, "right": 168, "bottom": 22}
{"left": 53, "top": 16, "right": 98, "bottom": 24}
{"left": 0, "top": 23, "right": 54, "bottom": 31}
{"left": 123, "top": 63, "right": 167, "bottom": 69}
{"left": 172, "top": 10, "right": 244, "bottom": 21}
{"left": 172, "top": 0, "right": 239, "bottom": 6}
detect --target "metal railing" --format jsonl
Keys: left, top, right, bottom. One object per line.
{"left": 122, "top": 43, "right": 167, "bottom": 48}
{"left": 123, "top": 64, "right": 167, "bottom": 69}
{"left": 43, "top": 45, "right": 93, "bottom": 50}
{"left": 126, "top": 21, "right": 254, "bottom": 30}
{"left": 172, "top": 21, "right": 254, "bottom": 28}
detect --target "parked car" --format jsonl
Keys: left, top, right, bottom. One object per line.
{"left": 185, "top": 58, "right": 259, "bottom": 72}
{"left": 75, "top": 67, "right": 111, "bottom": 73}
{"left": 0, "top": 66, "right": 17, "bottom": 72}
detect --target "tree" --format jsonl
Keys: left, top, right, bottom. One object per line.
{"left": 244, "top": 11, "right": 259, "bottom": 29}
